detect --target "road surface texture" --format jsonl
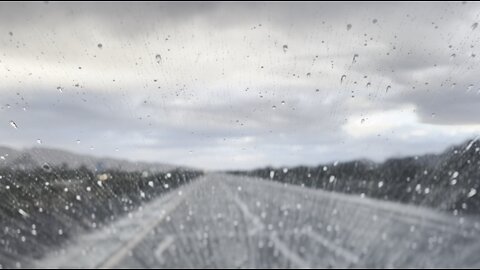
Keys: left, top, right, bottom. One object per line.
{"left": 35, "top": 174, "right": 480, "bottom": 268}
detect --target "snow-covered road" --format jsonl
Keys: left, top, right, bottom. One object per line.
{"left": 35, "top": 174, "right": 480, "bottom": 268}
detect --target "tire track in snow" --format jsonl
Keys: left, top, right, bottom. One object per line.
{"left": 97, "top": 190, "right": 188, "bottom": 269}
{"left": 221, "top": 183, "right": 311, "bottom": 269}
{"left": 303, "top": 229, "right": 360, "bottom": 264}
{"left": 153, "top": 235, "right": 176, "bottom": 265}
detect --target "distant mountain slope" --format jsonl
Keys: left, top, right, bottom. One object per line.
{"left": 0, "top": 146, "right": 182, "bottom": 172}
{"left": 229, "top": 138, "right": 480, "bottom": 215}
{"left": 0, "top": 147, "right": 204, "bottom": 268}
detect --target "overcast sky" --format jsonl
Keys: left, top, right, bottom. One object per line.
{"left": 1, "top": 2, "right": 480, "bottom": 170}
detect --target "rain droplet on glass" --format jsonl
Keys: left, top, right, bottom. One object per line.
{"left": 9, "top": 120, "right": 18, "bottom": 129}
{"left": 352, "top": 54, "right": 359, "bottom": 64}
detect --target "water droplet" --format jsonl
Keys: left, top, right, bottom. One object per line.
{"left": 272, "top": 105, "right": 277, "bottom": 110}
{"left": 18, "top": 209, "right": 29, "bottom": 218}
{"left": 472, "top": 22, "right": 478, "bottom": 30}
{"left": 329, "top": 175, "right": 336, "bottom": 183}
{"left": 366, "top": 82, "right": 371, "bottom": 88}
{"left": 9, "top": 120, "right": 18, "bottom": 129}
{"left": 452, "top": 171, "right": 459, "bottom": 178}
{"left": 155, "top": 54, "right": 162, "bottom": 63}
{"left": 378, "top": 181, "right": 384, "bottom": 188}
{"left": 467, "top": 84, "right": 474, "bottom": 92}
{"left": 450, "top": 53, "right": 456, "bottom": 60}
{"left": 340, "top": 75, "right": 346, "bottom": 84}
{"left": 97, "top": 43, "right": 103, "bottom": 49}
{"left": 346, "top": 24, "right": 352, "bottom": 31}
{"left": 386, "top": 85, "right": 391, "bottom": 92}
{"left": 282, "top": 44, "right": 288, "bottom": 53}
{"left": 352, "top": 54, "right": 359, "bottom": 64}
{"left": 36, "top": 139, "right": 42, "bottom": 144}
{"left": 76, "top": 139, "right": 81, "bottom": 144}
{"left": 468, "top": 188, "right": 477, "bottom": 198}
{"left": 281, "top": 100, "right": 285, "bottom": 105}
{"left": 372, "top": 19, "right": 378, "bottom": 24}
{"left": 42, "top": 163, "right": 52, "bottom": 172}
{"left": 360, "top": 118, "right": 365, "bottom": 124}
{"left": 57, "top": 86, "right": 63, "bottom": 93}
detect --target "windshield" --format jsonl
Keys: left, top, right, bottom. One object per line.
{"left": 1, "top": 1, "right": 480, "bottom": 269}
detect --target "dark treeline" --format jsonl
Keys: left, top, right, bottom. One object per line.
{"left": 229, "top": 139, "right": 480, "bottom": 216}
{"left": 0, "top": 165, "right": 203, "bottom": 268}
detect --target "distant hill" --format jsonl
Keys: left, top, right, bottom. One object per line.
{"left": 229, "top": 138, "right": 480, "bottom": 215}
{"left": 0, "top": 146, "right": 182, "bottom": 173}
{"left": 0, "top": 158, "right": 203, "bottom": 268}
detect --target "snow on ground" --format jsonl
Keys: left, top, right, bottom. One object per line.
{"left": 35, "top": 174, "right": 480, "bottom": 268}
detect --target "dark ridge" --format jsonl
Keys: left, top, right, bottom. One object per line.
{"left": 228, "top": 138, "right": 480, "bottom": 215}
{"left": 0, "top": 165, "right": 203, "bottom": 268}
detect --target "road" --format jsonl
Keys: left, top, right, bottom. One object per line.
{"left": 35, "top": 174, "right": 480, "bottom": 268}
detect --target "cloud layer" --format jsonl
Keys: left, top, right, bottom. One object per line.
{"left": 1, "top": 2, "right": 480, "bottom": 169}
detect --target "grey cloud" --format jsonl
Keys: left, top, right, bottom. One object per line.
{"left": 1, "top": 2, "right": 480, "bottom": 169}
